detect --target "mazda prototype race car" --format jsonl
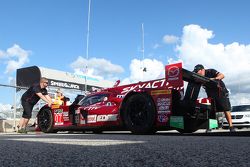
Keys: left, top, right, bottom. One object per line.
{"left": 37, "top": 63, "right": 220, "bottom": 134}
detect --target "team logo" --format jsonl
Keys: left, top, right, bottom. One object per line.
{"left": 168, "top": 66, "right": 179, "bottom": 78}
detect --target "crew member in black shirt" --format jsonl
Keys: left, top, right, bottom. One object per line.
{"left": 18, "top": 77, "right": 52, "bottom": 133}
{"left": 193, "top": 64, "right": 235, "bottom": 132}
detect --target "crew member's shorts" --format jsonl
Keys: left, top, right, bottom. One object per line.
{"left": 214, "top": 97, "right": 231, "bottom": 112}
{"left": 21, "top": 101, "right": 34, "bottom": 119}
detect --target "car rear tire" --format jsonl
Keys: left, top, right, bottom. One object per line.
{"left": 37, "top": 107, "right": 56, "bottom": 133}
{"left": 123, "top": 93, "right": 156, "bottom": 134}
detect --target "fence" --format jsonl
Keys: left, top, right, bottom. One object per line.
{"left": 0, "top": 85, "right": 28, "bottom": 132}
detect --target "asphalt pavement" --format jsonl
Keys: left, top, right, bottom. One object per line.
{"left": 1, "top": 129, "right": 250, "bottom": 167}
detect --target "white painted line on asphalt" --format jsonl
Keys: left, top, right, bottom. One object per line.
{"left": 6, "top": 138, "right": 146, "bottom": 146}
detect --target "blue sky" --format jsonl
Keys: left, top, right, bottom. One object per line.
{"left": 1, "top": 0, "right": 250, "bottom": 106}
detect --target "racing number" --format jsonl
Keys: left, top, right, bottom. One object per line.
{"left": 54, "top": 114, "right": 63, "bottom": 124}
{"left": 99, "top": 115, "right": 106, "bottom": 120}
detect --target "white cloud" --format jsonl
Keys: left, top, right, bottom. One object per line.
{"left": 70, "top": 56, "right": 124, "bottom": 80}
{"left": 8, "top": 77, "right": 15, "bottom": 85}
{"left": 0, "top": 44, "right": 30, "bottom": 74}
{"left": 0, "top": 103, "right": 12, "bottom": 110}
{"left": 163, "top": 35, "right": 179, "bottom": 44}
{"left": 176, "top": 24, "right": 250, "bottom": 105}
{"left": 230, "top": 93, "right": 250, "bottom": 105}
{"left": 0, "top": 103, "right": 12, "bottom": 119}
{"left": 121, "top": 58, "right": 164, "bottom": 84}
{"left": 0, "top": 50, "right": 5, "bottom": 59}
{"left": 153, "top": 43, "right": 161, "bottom": 49}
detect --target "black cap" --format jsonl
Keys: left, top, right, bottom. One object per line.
{"left": 193, "top": 64, "right": 204, "bottom": 73}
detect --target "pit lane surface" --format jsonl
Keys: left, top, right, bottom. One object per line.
{"left": 1, "top": 130, "right": 250, "bottom": 167}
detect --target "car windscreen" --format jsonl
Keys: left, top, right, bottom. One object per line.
{"left": 232, "top": 105, "right": 250, "bottom": 112}
{"left": 78, "top": 94, "right": 109, "bottom": 106}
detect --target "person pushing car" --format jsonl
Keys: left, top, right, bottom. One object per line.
{"left": 193, "top": 64, "right": 236, "bottom": 132}
{"left": 18, "top": 77, "right": 52, "bottom": 133}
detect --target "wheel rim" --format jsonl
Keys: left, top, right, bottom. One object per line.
{"left": 128, "top": 98, "right": 149, "bottom": 126}
{"left": 38, "top": 110, "right": 52, "bottom": 131}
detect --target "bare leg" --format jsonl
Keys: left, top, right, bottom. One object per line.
{"left": 19, "top": 118, "right": 30, "bottom": 129}
{"left": 224, "top": 111, "right": 233, "bottom": 127}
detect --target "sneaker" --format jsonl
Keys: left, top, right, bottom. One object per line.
{"left": 17, "top": 128, "right": 28, "bottom": 134}
{"left": 229, "top": 127, "right": 236, "bottom": 132}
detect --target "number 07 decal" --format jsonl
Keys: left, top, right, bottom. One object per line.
{"left": 54, "top": 113, "right": 64, "bottom": 125}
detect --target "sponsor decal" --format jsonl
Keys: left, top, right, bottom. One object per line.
{"left": 157, "top": 98, "right": 171, "bottom": 114}
{"left": 165, "top": 62, "right": 183, "bottom": 87}
{"left": 83, "top": 106, "right": 99, "bottom": 110}
{"left": 87, "top": 115, "right": 97, "bottom": 123}
{"left": 157, "top": 98, "right": 170, "bottom": 107}
{"left": 63, "top": 117, "right": 69, "bottom": 121}
{"left": 157, "top": 114, "right": 168, "bottom": 123}
{"left": 63, "top": 112, "right": 68, "bottom": 116}
{"left": 151, "top": 90, "right": 171, "bottom": 95}
{"left": 51, "top": 104, "right": 60, "bottom": 109}
{"left": 157, "top": 97, "right": 171, "bottom": 103}
{"left": 54, "top": 109, "right": 63, "bottom": 114}
{"left": 97, "top": 114, "right": 118, "bottom": 122}
{"left": 54, "top": 122, "right": 64, "bottom": 125}
{"left": 157, "top": 102, "right": 170, "bottom": 107}
{"left": 50, "top": 80, "right": 80, "bottom": 89}
{"left": 158, "top": 110, "right": 171, "bottom": 114}
{"left": 158, "top": 105, "right": 170, "bottom": 110}
{"left": 54, "top": 113, "right": 64, "bottom": 125}
{"left": 65, "top": 72, "right": 99, "bottom": 82}
{"left": 121, "top": 79, "right": 169, "bottom": 94}
{"left": 167, "top": 66, "right": 180, "bottom": 80}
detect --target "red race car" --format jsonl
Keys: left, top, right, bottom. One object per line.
{"left": 36, "top": 63, "right": 219, "bottom": 134}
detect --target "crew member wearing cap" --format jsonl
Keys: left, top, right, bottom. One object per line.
{"left": 193, "top": 64, "right": 235, "bottom": 132}
{"left": 18, "top": 77, "right": 52, "bottom": 133}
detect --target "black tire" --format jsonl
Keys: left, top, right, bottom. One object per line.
{"left": 37, "top": 108, "right": 55, "bottom": 133}
{"left": 122, "top": 93, "right": 156, "bottom": 134}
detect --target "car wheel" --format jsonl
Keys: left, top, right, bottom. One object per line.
{"left": 123, "top": 93, "right": 156, "bottom": 134}
{"left": 37, "top": 108, "right": 55, "bottom": 133}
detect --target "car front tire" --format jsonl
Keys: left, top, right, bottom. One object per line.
{"left": 122, "top": 93, "right": 156, "bottom": 134}
{"left": 37, "top": 107, "right": 56, "bottom": 133}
